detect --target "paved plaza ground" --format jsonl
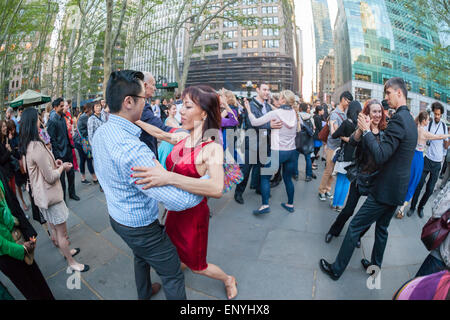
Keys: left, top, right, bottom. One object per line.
{"left": 1, "top": 156, "right": 434, "bottom": 300}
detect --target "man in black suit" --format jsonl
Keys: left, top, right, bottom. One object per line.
{"left": 320, "top": 78, "right": 417, "bottom": 280}
{"left": 47, "top": 97, "right": 80, "bottom": 201}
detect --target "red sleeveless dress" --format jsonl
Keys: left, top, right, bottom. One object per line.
{"left": 165, "top": 138, "right": 213, "bottom": 271}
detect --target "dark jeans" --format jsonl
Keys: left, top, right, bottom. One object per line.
{"left": 59, "top": 150, "right": 76, "bottom": 199}
{"left": 328, "top": 181, "right": 370, "bottom": 239}
{"left": 261, "top": 150, "right": 297, "bottom": 205}
{"left": 411, "top": 157, "right": 441, "bottom": 210}
{"left": 0, "top": 255, "right": 54, "bottom": 300}
{"left": 75, "top": 144, "right": 94, "bottom": 176}
{"left": 415, "top": 253, "right": 446, "bottom": 278}
{"left": 235, "top": 163, "right": 261, "bottom": 195}
{"left": 110, "top": 217, "right": 186, "bottom": 300}
{"left": 294, "top": 151, "right": 312, "bottom": 177}
{"left": 332, "top": 194, "right": 397, "bottom": 276}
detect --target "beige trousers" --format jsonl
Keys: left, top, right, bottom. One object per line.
{"left": 318, "top": 146, "right": 336, "bottom": 194}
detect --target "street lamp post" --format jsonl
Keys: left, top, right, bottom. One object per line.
{"left": 246, "top": 81, "right": 253, "bottom": 98}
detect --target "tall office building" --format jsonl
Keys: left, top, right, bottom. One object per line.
{"left": 319, "top": 49, "right": 335, "bottom": 104}
{"left": 334, "top": 0, "right": 449, "bottom": 115}
{"left": 185, "top": 0, "right": 298, "bottom": 94}
{"left": 126, "top": 1, "right": 185, "bottom": 88}
{"left": 311, "top": 0, "right": 333, "bottom": 96}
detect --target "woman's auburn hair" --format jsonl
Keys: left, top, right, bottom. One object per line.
{"left": 363, "top": 98, "right": 387, "bottom": 131}
{"left": 182, "top": 85, "right": 222, "bottom": 139}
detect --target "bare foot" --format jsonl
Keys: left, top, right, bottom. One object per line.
{"left": 225, "top": 276, "right": 238, "bottom": 300}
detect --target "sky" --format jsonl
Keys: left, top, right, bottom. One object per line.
{"left": 296, "top": 0, "right": 337, "bottom": 102}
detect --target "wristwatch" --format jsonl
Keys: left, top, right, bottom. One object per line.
{"left": 362, "top": 129, "right": 371, "bottom": 137}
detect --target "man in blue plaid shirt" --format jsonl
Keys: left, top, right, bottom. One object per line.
{"left": 92, "top": 70, "right": 203, "bottom": 300}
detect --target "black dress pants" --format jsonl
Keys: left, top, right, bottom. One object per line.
{"left": 328, "top": 181, "right": 370, "bottom": 239}
{"left": 0, "top": 255, "right": 54, "bottom": 300}
{"left": 59, "top": 150, "right": 76, "bottom": 200}
{"left": 331, "top": 194, "right": 397, "bottom": 276}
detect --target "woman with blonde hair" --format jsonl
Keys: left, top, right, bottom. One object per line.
{"left": 244, "top": 89, "right": 298, "bottom": 214}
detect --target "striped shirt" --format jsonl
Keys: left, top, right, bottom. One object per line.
{"left": 92, "top": 114, "right": 203, "bottom": 228}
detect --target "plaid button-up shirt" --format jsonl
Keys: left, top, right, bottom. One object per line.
{"left": 92, "top": 114, "right": 203, "bottom": 227}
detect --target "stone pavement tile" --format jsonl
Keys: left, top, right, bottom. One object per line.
{"left": 67, "top": 209, "right": 83, "bottom": 230}
{"left": 70, "top": 195, "right": 110, "bottom": 233}
{"left": 258, "top": 229, "right": 364, "bottom": 270}
{"left": 186, "top": 287, "right": 218, "bottom": 300}
{"left": 182, "top": 248, "right": 250, "bottom": 300}
{"left": 65, "top": 191, "right": 96, "bottom": 210}
{"left": 83, "top": 253, "right": 137, "bottom": 300}
{"left": 314, "top": 265, "right": 410, "bottom": 300}
{"left": 276, "top": 207, "right": 308, "bottom": 232}
{"left": 100, "top": 227, "right": 133, "bottom": 258}
{"left": 46, "top": 268, "right": 100, "bottom": 300}
{"left": 66, "top": 224, "right": 120, "bottom": 271}
{"left": 33, "top": 234, "right": 67, "bottom": 278}
{"left": 208, "top": 214, "right": 271, "bottom": 260}
{"left": 405, "top": 263, "right": 422, "bottom": 279}
{"left": 360, "top": 234, "right": 427, "bottom": 268}
{"left": 305, "top": 206, "right": 342, "bottom": 235}
{"left": 235, "top": 262, "right": 315, "bottom": 300}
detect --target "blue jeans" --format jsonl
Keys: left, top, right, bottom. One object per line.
{"left": 294, "top": 151, "right": 312, "bottom": 178}
{"left": 261, "top": 150, "right": 297, "bottom": 206}
{"left": 332, "top": 173, "right": 350, "bottom": 207}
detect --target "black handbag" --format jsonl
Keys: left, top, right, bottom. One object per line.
{"left": 296, "top": 117, "right": 315, "bottom": 155}
{"left": 345, "top": 162, "right": 358, "bottom": 182}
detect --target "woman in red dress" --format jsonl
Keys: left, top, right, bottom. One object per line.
{"left": 134, "top": 85, "right": 238, "bottom": 299}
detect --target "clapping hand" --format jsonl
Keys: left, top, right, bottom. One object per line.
{"left": 55, "top": 159, "right": 63, "bottom": 168}
{"left": 357, "top": 113, "right": 370, "bottom": 132}
{"left": 63, "top": 162, "right": 73, "bottom": 172}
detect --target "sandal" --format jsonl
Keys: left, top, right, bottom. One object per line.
{"left": 396, "top": 209, "right": 404, "bottom": 219}
{"left": 225, "top": 276, "right": 238, "bottom": 300}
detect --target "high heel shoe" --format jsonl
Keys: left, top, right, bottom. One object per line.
{"left": 225, "top": 276, "right": 238, "bottom": 300}
{"left": 395, "top": 208, "right": 404, "bottom": 219}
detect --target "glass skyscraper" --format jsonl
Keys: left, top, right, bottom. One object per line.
{"left": 334, "top": 0, "right": 449, "bottom": 116}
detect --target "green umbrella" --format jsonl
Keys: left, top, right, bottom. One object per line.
{"left": 9, "top": 89, "right": 51, "bottom": 109}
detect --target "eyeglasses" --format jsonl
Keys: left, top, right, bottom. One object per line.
{"left": 129, "top": 95, "right": 146, "bottom": 100}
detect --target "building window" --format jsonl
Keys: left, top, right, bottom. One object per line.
{"left": 355, "top": 73, "right": 371, "bottom": 82}
{"left": 242, "top": 40, "right": 258, "bottom": 49}
{"left": 355, "top": 87, "right": 372, "bottom": 102}
{"left": 434, "top": 91, "right": 441, "bottom": 100}
{"left": 205, "top": 43, "right": 218, "bottom": 52}
{"left": 262, "top": 6, "right": 278, "bottom": 14}
{"left": 419, "top": 87, "right": 426, "bottom": 96}
{"left": 223, "top": 41, "right": 238, "bottom": 50}
{"left": 242, "top": 29, "right": 258, "bottom": 37}
{"left": 382, "top": 62, "right": 392, "bottom": 69}
{"left": 242, "top": 7, "right": 258, "bottom": 15}
{"left": 262, "top": 28, "right": 279, "bottom": 36}
{"left": 262, "top": 16, "right": 279, "bottom": 25}
{"left": 262, "top": 39, "right": 279, "bottom": 48}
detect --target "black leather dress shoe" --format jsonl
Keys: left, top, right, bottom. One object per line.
{"left": 407, "top": 208, "right": 415, "bottom": 217}
{"left": 361, "top": 259, "right": 376, "bottom": 275}
{"left": 69, "top": 194, "right": 80, "bottom": 201}
{"left": 325, "top": 233, "right": 333, "bottom": 243}
{"left": 319, "top": 259, "right": 340, "bottom": 281}
{"left": 418, "top": 207, "right": 424, "bottom": 218}
{"left": 361, "top": 259, "right": 371, "bottom": 270}
{"left": 234, "top": 193, "right": 244, "bottom": 205}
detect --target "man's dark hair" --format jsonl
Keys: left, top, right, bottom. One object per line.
{"left": 18, "top": 106, "right": 24, "bottom": 112}
{"left": 106, "top": 70, "right": 144, "bottom": 114}
{"left": 431, "top": 102, "right": 444, "bottom": 114}
{"left": 339, "top": 91, "right": 353, "bottom": 103}
{"left": 52, "top": 97, "right": 64, "bottom": 108}
{"left": 314, "top": 99, "right": 320, "bottom": 104}
{"left": 384, "top": 77, "right": 407, "bottom": 99}
{"left": 175, "top": 92, "right": 181, "bottom": 100}
{"left": 381, "top": 99, "right": 390, "bottom": 110}
{"left": 67, "top": 99, "right": 72, "bottom": 105}
{"left": 300, "top": 102, "right": 309, "bottom": 112}
{"left": 258, "top": 81, "right": 270, "bottom": 89}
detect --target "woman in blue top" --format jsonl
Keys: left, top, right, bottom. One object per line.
{"left": 158, "top": 103, "right": 181, "bottom": 169}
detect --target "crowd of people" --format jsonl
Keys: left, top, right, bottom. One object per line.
{"left": 0, "top": 71, "right": 449, "bottom": 300}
